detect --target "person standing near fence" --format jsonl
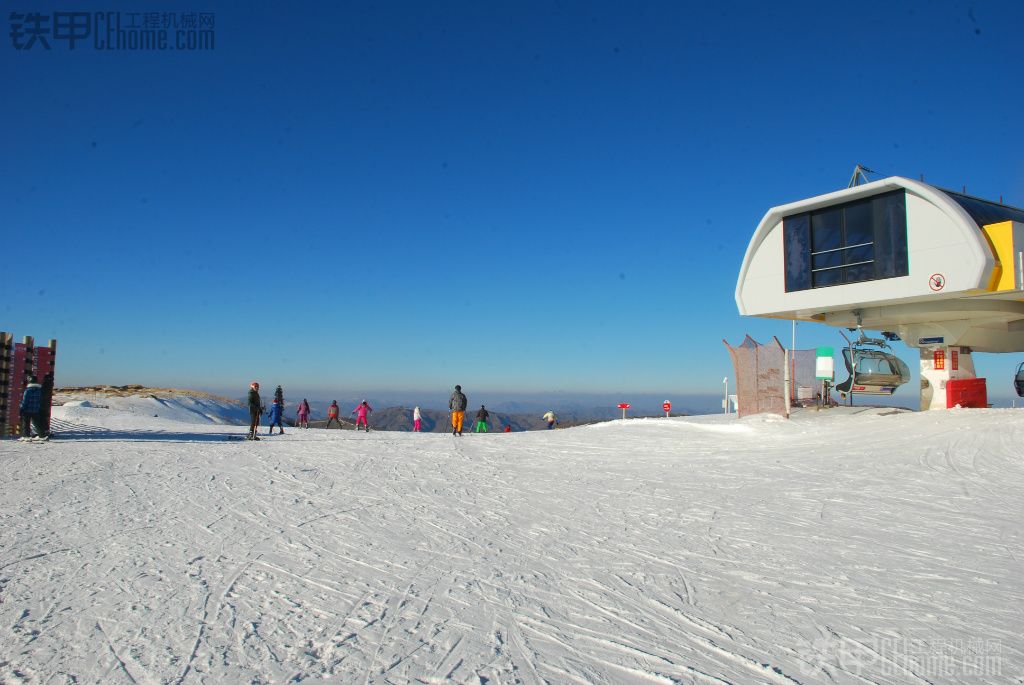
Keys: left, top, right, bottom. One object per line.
{"left": 449, "top": 384, "right": 467, "bottom": 436}
{"left": 40, "top": 372, "right": 54, "bottom": 438}
{"left": 18, "top": 376, "right": 45, "bottom": 441}
{"left": 247, "top": 381, "right": 263, "bottom": 440}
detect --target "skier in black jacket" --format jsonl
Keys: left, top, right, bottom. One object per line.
{"left": 474, "top": 405, "right": 490, "bottom": 433}
{"left": 449, "top": 384, "right": 467, "bottom": 436}
{"left": 247, "top": 382, "right": 264, "bottom": 440}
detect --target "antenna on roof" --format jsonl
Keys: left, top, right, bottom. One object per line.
{"left": 848, "top": 164, "right": 875, "bottom": 188}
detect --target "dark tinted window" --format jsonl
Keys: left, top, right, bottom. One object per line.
{"left": 783, "top": 189, "right": 908, "bottom": 291}
{"left": 874, "top": 191, "right": 908, "bottom": 279}
{"left": 783, "top": 214, "right": 811, "bottom": 291}
{"left": 940, "top": 189, "right": 1024, "bottom": 227}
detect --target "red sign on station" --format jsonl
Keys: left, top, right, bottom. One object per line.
{"left": 934, "top": 349, "right": 946, "bottom": 370}
{"left": 951, "top": 349, "right": 959, "bottom": 371}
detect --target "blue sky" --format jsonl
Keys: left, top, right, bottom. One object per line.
{"left": 4, "top": 1, "right": 1024, "bottom": 403}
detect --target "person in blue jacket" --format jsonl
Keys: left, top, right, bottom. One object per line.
{"left": 19, "top": 376, "right": 46, "bottom": 441}
{"left": 267, "top": 398, "right": 285, "bottom": 435}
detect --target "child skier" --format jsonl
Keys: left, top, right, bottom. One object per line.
{"left": 326, "top": 400, "right": 341, "bottom": 428}
{"left": 352, "top": 400, "right": 373, "bottom": 432}
{"left": 297, "top": 399, "right": 310, "bottom": 429}
{"left": 267, "top": 398, "right": 284, "bottom": 435}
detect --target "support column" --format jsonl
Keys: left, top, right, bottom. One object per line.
{"left": 920, "top": 345, "right": 977, "bottom": 410}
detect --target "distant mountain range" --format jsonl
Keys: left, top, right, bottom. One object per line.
{"left": 304, "top": 406, "right": 619, "bottom": 433}
{"left": 265, "top": 392, "right": 725, "bottom": 429}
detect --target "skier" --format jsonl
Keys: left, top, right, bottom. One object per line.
{"left": 474, "top": 405, "right": 489, "bottom": 433}
{"left": 267, "top": 398, "right": 285, "bottom": 435}
{"left": 543, "top": 410, "right": 558, "bottom": 429}
{"left": 413, "top": 406, "right": 422, "bottom": 432}
{"left": 18, "top": 375, "right": 45, "bottom": 441}
{"left": 504, "top": 425, "right": 512, "bottom": 433}
{"left": 449, "top": 384, "right": 467, "bottom": 436}
{"left": 297, "top": 399, "right": 310, "bottom": 429}
{"left": 247, "top": 381, "right": 263, "bottom": 440}
{"left": 352, "top": 400, "right": 373, "bottom": 432}
{"left": 326, "top": 400, "right": 342, "bottom": 429}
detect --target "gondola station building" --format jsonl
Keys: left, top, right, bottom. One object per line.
{"left": 735, "top": 176, "right": 1024, "bottom": 410}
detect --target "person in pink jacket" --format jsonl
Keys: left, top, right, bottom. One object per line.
{"left": 296, "top": 399, "right": 310, "bottom": 429}
{"left": 352, "top": 400, "right": 373, "bottom": 432}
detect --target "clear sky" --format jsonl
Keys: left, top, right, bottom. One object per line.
{"left": 4, "top": 1, "right": 1024, "bottom": 401}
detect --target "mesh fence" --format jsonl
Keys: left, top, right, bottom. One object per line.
{"left": 723, "top": 335, "right": 818, "bottom": 417}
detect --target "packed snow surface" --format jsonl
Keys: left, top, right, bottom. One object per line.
{"left": 1, "top": 397, "right": 1022, "bottom": 684}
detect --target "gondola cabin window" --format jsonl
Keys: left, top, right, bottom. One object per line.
{"left": 783, "top": 190, "right": 908, "bottom": 291}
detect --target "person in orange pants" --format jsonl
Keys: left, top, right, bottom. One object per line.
{"left": 449, "top": 384, "right": 467, "bottom": 436}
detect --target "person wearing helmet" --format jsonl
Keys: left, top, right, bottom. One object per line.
{"left": 326, "top": 400, "right": 342, "bottom": 428}
{"left": 267, "top": 398, "right": 285, "bottom": 435}
{"left": 449, "top": 384, "right": 467, "bottom": 436}
{"left": 247, "top": 382, "right": 264, "bottom": 440}
{"left": 352, "top": 400, "right": 373, "bottom": 432}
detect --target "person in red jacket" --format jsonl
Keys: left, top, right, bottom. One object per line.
{"left": 326, "top": 400, "right": 342, "bottom": 429}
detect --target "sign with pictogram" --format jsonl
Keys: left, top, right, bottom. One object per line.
{"left": 929, "top": 273, "right": 946, "bottom": 291}
{"left": 662, "top": 401, "right": 671, "bottom": 416}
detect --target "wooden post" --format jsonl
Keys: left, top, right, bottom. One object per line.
{"left": 43, "top": 339, "right": 57, "bottom": 435}
{"left": 24, "top": 336, "right": 34, "bottom": 382}
{"left": 0, "top": 332, "right": 11, "bottom": 437}
{"left": 19, "top": 337, "right": 34, "bottom": 437}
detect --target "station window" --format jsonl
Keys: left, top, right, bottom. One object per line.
{"left": 783, "top": 190, "right": 907, "bottom": 291}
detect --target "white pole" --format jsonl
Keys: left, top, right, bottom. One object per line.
{"left": 783, "top": 349, "right": 791, "bottom": 419}
{"left": 791, "top": 319, "right": 797, "bottom": 404}
{"left": 723, "top": 377, "right": 728, "bottom": 414}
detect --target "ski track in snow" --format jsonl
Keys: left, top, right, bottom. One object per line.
{"left": 1, "top": 405, "right": 1023, "bottom": 684}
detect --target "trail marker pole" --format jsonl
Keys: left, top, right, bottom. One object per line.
{"left": 662, "top": 400, "right": 671, "bottom": 417}
{"left": 617, "top": 402, "right": 630, "bottom": 420}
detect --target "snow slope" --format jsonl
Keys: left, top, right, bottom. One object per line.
{"left": 0, "top": 401, "right": 1021, "bottom": 684}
